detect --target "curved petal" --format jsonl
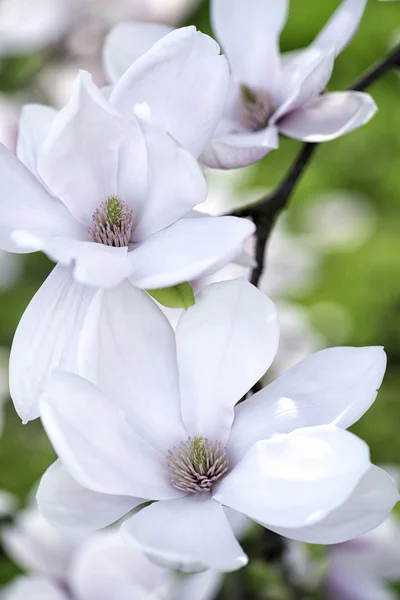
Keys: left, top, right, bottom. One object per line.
{"left": 70, "top": 531, "right": 170, "bottom": 600}
{"left": 202, "top": 126, "right": 279, "bottom": 169}
{"left": 0, "top": 144, "right": 84, "bottom": 254}
{"left": 121, "top": 496, "right": 248, "bottom": 572}
{"left": 268, "top": 466, "right": 398, "bottom": 544}
{"left": 103, "top": 21, "right": 173, "bottom": 82}
{"left": 312, "top": 0, "right": 367, "bottom": 57}
{"left": 228, "top": 346, "right": 386, "bottom": 463}
{"left": 16, "top": 103, "right": 57, "bottom": 179}
{"left": 38, "top": 71, "right": 147, "bottom": 226}
{"left": 215, "top": 425, "right": 371, "bottom": 529}
{"left": 37, "top": 460, "right": 142, "bottom": 530}
{"left": 174, "top": 571, "right": 223, "bottom": 600}
{"left": 110, "top": 26, "right": 229, "bottom": 158}
{"left": 2, "top": 577, "right": 67, "bottom": 600}
{"left": 39, "top": 370, "right": 184, "bottom": 500}
{"left": 176, "top": 278, "right": 279, "bottom": 445}
{"left": 211, "top": 0, "right": 287, "bottom": 91}
{"left": 78, "top": 281, "right": 186, "bottom": 453}
{"left": 278, "top": 91, "right": 377, "bottom": 142}
{"left": 273, "top": 47, "right": 335, "bottom": 119}
{"left": 129, "top": 216, "right": 255, "bottom": 289}
{"left": 132, "top": 118, "right": 207, "bottom": 242}
{"left": 9, "top": 265, "right": 96, "bottom": 422}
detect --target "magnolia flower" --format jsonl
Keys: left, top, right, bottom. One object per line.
{"left": 36, "top": 278, "right": 397, "bottom": 573}
{"left": 5, "top": 32, "right": 253, "bottom": 423}
{"left": 104, "top": 0, "right": 377, "bottom": 169}
{"left": 2, "top": 527, "right": 221, "bottom": 600}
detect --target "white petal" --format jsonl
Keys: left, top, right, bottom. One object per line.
{"left": 176, "top": 278, "right": 279, "bottom": 445}
{"left": 327, "top": 569, "right": 395, "bottom": 600}
{"left": 38, "top": 70, "right": 146, "bottom": 226}
{"left": 279, "top": 91, "right": 377, "bottom": 142}
{"left": 273, "top": 47, "right": 335, "bottom": 120}
{"left": 103, "top": 21, "right": 173, "bottom": 82}
{"left": 202, "top": 126, "right": 279, "bottom": 169}
{"left": 37, "top": 461, "right": 142, "bottom": 530}
{"left": 78, "top": 281, "right": 186, "bottom": 453}
{"left": 228, "top": 346, "right": 386, "bottom": 463}
{"left": 132, "top": 118, "right": 207, "bottom": 242}
{"left": 110, "top": 26, "right": 230, "bottom": 158}
{"left": 312, "top": 0, "right": 367, "bottom": 57}
{"left": 121, "top": 496, "right": 248, "bottom": 572}
{"left": 269, "top": 465, "right": 398, "bottom": 544}
{"left": 16, "top": 104, "right": 56, "bottom": 179}
{"left": 2, "top": 577, "right": 67, "bottom": 600}
{"left": 9, "top": 265, "right": 96, "bottom": 422}
{"left": 129, "top": 216, "right": 255, "bottom": 289}
{"left": 0, "top": 144, "right": 83, "bottom": 253}
{"left": 211, "top": 0, "right": 288, "bottom": 91}
{"left": 39, "top": 370, "right": 184, "bottom": 500}
{"left": 17, "top": 235, "right": 135, "bottom": 288}
{"left": 174, "top": 571, "right": 223, "bottom": 600}
{"left": 215, "top": 425, "right": 371, "bottom": 529}
{"left": 69, "top": 531, "right": 170, "bottom": 600}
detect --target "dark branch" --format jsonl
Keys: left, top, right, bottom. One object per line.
{"left": 232, "top": 42, "right": 400, "bottom": 287}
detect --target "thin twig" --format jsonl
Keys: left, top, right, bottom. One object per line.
{"left": 232, "top": 42, "right": 400, "bottom": 287}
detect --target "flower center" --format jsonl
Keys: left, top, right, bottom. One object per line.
{"left": 168, "top": 436, "right": 228, "bottom": 494}
{"left": 89, "top": 195, "right": 133, "bottom": 248}
{"left": 237, "top": 84, "right": 276, "bottom": 132}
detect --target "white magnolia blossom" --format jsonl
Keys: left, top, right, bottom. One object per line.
{"left": 104, "top": 0, "right": 377, "bottom": 169}
{"left": 2, "top": 518, "right": 221, "bottom": 600}
{"left": 4, "top": 31, "right": 254, "bottom": 423}
{"left": 35, "top": 278, "right": 397, "bottom": 573}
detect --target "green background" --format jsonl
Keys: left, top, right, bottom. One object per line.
{"left": 0, "top": 0, "right": 399, "bottom": 597}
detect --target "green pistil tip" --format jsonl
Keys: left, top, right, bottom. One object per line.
{"left": 106, "top": 195, "right": 123, "bottom": 227}
{"left": 240, "top": 83, "right": 257, "bottom": 104}
{"left": 190, "top": 436, "right": 207, "bottom": 471}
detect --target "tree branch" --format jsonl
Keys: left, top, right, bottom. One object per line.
{"left": 232, "top": 42, "right": 400, "bottom": 287}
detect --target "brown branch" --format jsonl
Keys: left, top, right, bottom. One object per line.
{"left": 232, "top": 42, "right": 400, "bottom": 287}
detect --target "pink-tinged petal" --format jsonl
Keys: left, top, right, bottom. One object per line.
{"left": 273, "top": 47, "right": 335, "bottom": 120}
{"left": 129, "top": 216, "right": 255, "bottom": 289}
{"left": 228, "top": 346, "right": 386, "bottom": 463}
{"left": 0, "top": 144, "right": 83, "bottom": 254}
{"left": 39, "top": 370, "right": 185, "bottom": 500}
{"left": 103, "top": 21, "right": 173, "bottom": 82}
{"left": 201, "top": 125, "right": 279, "bottom": 169}
{"left": 176, "top": 278, "right": 279, "bottom": 445}
{"left": 16, "top": 104, "right": 56, "bottom": 180}
{"left": 278, "top": 91, "right": 377, "bottom": 142}
{"left": 38, "top": 71, "right": 147, "bottom": 227}
{"left": 9, "top": 265, "right": 96, "bottom": 422}
{"left": 110, "top": 27, "right": 229, "bottom": 158}
{"left": 312, "top": 0, "right": 367, "bottom": 57}
{"left": 211, "top": 0, "right": 287, "bottom": 91}
{"left": 269, "top": 466, "right": 398, "bottom": 544}
{"left": 121, "top": 496, "right": 248, "bottom": 572}
{"left": 69, "top": 531, "right": 170, "bottom": 600}
{"left": 78, "top": 281, "right": 186, "bottom": 453}
{"left": 2, "top": 577, "right": 67, "bottom": 600}
{"left": 132, "top": 118, "right": 207, "bottom": 242}
{"left": 327, "top": 569, "right": 394, "bottom": 600}
{"left": 37, "top": 461, "right": 142, "bottom": 530}
{"left": 215, "top": 425, "right": 371, "bottom": 529}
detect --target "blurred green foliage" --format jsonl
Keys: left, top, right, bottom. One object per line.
{"left": 0, "top": 0, "right": 400, "bottom": 597}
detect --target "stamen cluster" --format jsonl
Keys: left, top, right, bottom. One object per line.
{"left": 89, "top": 195, "right": 133, "bottom": 247}
{"left": 168, "top": 436, "right": 228, "bottom": 493}
{"left": 237, "top": 84, "right": 276, "bottom": 132}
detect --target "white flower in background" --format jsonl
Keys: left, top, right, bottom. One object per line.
{"left": 36, "top": 278, "right": 397, "bottom": 573}
{"left": 104, "top": 0, "right": 377, "bottom": 170}
{"left": 1, "top": 504, "right": 223, "bottom": 600}
{"left": 0, "top": 0, "right": 71, "bottom": 56}
{"left": 0, "top": 491, "right": 17, "bottom": 520}
{"left": 5, "top": 36, "right": 253, "bottom": 423}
